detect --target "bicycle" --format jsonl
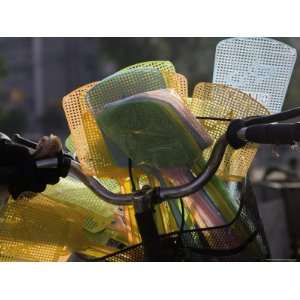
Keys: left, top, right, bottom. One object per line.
{"left": 8, "top": 106, "right": 300, "bottom": 262}
{"left": 1, "top": 56, "right": 299, "bottom": 261}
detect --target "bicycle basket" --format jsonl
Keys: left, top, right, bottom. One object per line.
{"left": 93, "top": 180, "right": 270, "bottom": 262}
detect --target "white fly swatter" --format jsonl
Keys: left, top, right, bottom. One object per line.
{"left": 213, "top": 37, "right": 297, "bottom": 113}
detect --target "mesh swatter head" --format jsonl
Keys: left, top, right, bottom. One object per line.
{"left": 98, "top": 89, "right": 211, "bottom": 169}
{"left": 0, "top": 191, "right": 129, "bottom": 261}
{"left": 63, "top": 83, "right": 129, "bottom": 178}
{"left": 120, "top": 60, "right": 176, "bottom": 73}
{"left": 63, "top": 63, "right": 187, "bottom": 177}
{"left": 190, "top": 83, "right": 270, "bottom": 180}
{"left": 120, "top": 60, "right": 188, "bottom": 99}
{"left": 0, "top": 195, "right": 73, "bottom": 261}
{"left": 77, "top": 68, "right": 185, "bottom": 172}
{"left": 86, "top": 68, "right": 167, "bottom": 114}
{"left": 120, "top": 61, "right": 188, "bottom": 99}
{"left": 120, "top": 61, "right": 189, "bottom": 98}
{"left": 213, "top": 37, "right": 297, "bottom": 113}
{"left": 42, "top": 179, "right": 136, "bottom": 247}
{"left": 42, "top": 176, "right": 118, "bottom": 233}
{"left": 85, "top": 68, "right": 186, "bottom": 169}
{"left": 163, "top": 72, "right": 188, "bottom": 100}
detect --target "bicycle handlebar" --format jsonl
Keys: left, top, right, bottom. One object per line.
{"left": 36, "top": 135, "right": 228, "bottom": 206}
{"left": 33, "top": 106, "right": 300, "bottom": 206}
{"left": 237, "top": 123, "right": 300, "bottom": 145}
{"left": 69, "top": 160, "right": 136, "bottom": 205}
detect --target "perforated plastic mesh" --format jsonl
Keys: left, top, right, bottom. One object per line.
{"left": 98, "top": 89, "right": 211, "bottom": 169}
{"left": 163, "top": 72, "right": 188, "bottom": 100}
{"left": 0, "top": 195, "right": 71, "bottom": 261}
{"left": 63, "top": 83, "right": 128, "bottom": 178}
{"left": 213, "top": 38, "right": 297, "bottom": 113}
{"left": 0, "top": 190, "right": 133, "bottom": 261}
{"left": 42, "top": 176, "right": 118, "bottom": 233}
{"left": 62, "top": 76, "right": 158, "bottom": 244}
{"left": 189, "top": 83, "right": 270, "bottom": 180}
{"left": 86, "top": 68, "right": 167, "bottom": 115}
{"left": 120, "top": 61, "right": 187, "bottom": 100}
{"left": 63, "top": 62, "right": 188, "bottom": 178}
{"left": 121, "top": 60, "right": 176, "bottom": 73}
{"left": 63, "top": 82, "right": 97, "bottom": 175}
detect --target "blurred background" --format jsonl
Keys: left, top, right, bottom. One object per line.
{"left": 0, "top": 37, "right": 300, "bottom": 259}
{"left": 1, "top": 37, "right": 299, "bottom": 138}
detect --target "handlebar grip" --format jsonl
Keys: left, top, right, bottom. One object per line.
{"left": 240, "top": 123, "right": 300, "bottom": 144}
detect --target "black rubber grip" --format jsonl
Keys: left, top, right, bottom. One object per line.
{"left": 243, "top": 123, "right": 300, "bottom": 144}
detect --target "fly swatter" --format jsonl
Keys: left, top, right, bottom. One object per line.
{"left": 119, "top": 60, "right": 188, "bottom": 100}
{"left": 205, "top": 38, "right": 297, "bottom": 180}
{"left": 42, "top": 176, "right": 137, "bottom": 246}
{"left": 189, "top": 83, "right": 270, "bottom": 181}
{"left": 98, "top": 89, "right": 211, "bottom": 169}
{"left": 62, "top": 82, "right": 126, "bottom": 178}
{"left": 63, "top": 62, "right": 187, "bottom": 176}
{"left": 213, "top": 37, "right": 297, "bottom": 114}
{"left": 0, "top": 195, "right": 85, "bottom": 261}
{"left": 0, "top": 192, "right": 128, "bottom": 261}
{"left": 42, "top": 176, "right": 117, "bottom": 233}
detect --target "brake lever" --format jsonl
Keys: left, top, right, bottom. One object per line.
{"left": 12, "top": 133, "right": 38, "bottom": 149}
{"left": 13, "top": 133, "right": 75, "bottom": 161}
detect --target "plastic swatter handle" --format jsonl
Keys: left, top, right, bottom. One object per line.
{"left": 238, "top": 123, "right": 300, "bottom": 145}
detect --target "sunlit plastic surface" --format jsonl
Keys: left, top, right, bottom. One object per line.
{"left": 63, "top": 82, "right": 126, "bottom": 178}
{"left": 86, "top": 68, "right": 167, "bottom": 115}
{"left": 0, "top": 195, "right": 76, "bottom": 261}
{"left": 213, "top": 37, "right": 297, "bottom": 113}
{"left": 164, "top": 72, "right": 188, "bottom": 100}
{"left": 121, "top": 60, "right": 176, "bottom": 73}
{"left": 98, "top": 89, "right": 211, "bottom": 169}
{"left": 42, "top": 176, "right": 118, "bottom": 232}
{"left": 120, "top": 60, "right": 188, "bottom": 99}
{"left": 0, "top": 191, "right": 134, "bottom": 261}
{"left": 63, "top": 63, "right": 187, "bottom": 177}
{"left": 189, "top": 83, "right": 270, "bottom": 180}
